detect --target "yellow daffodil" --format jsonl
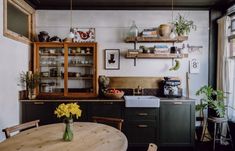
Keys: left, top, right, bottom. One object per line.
{"left": 54, "top": 103, "right": 82, "bottom": 119}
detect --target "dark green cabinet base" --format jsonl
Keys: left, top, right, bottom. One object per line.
{"left": 21, "top": 100, "right": 195, "bottom": 148}
{"left": 159, "top": 101, "right": 195, "bottom": 147}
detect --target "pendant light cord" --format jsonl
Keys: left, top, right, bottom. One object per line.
{"left": 171, "top": 0, "right": 174, "bottom": 22}
{"left": 70, "top": 0, "right": 73, "bottom": 28}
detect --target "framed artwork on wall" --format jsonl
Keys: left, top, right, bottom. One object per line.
{"left": 73, "top": 28, "right": 95, "bottom": 42}
{"left": 104, "top": 49, "right": 120, "bottom": 70}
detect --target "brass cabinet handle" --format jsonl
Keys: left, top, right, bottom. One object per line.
{"left": 103, "top": 102, "right": 113, "bottom": 105}
{"left": 137, "top": 124, "right": 148, "bottom": 128}
{"left": 173, "top": 102, "right": 183, "bottom": 105}
{"left": 137, "top": 113, "right": 148, "bottom": 116}
{"left": 34, "top": 102, "right": 44, "bottom": 105}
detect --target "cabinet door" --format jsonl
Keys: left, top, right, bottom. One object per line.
{"left": 90, "top": 102, "right": 123, "bottom": 118}
{"left": 65, "top": 43, "right": 97, "bottom": 98}
{"left": 159, "top": 101, "right": 195, "bottom": 147}
{"left": 21, "top": 102, "right": 58, "bottom": 125}
{"left": 34, "top": 43, "right": 65, "bottom": 97}
{"left": 21, "top": 101, "right": 89, "bottom": 126}
{"left": 124, "top": 108, "right": 159, "bottom": 147}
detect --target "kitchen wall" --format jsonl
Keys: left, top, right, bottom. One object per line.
{"left": 36, "top": 10, "right": 209, "bottom": 98}
{"left": 0, "top": 0, "right": 29, "bottom": 141}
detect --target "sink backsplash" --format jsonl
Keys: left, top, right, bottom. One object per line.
{"left": 113, "top": 88, "right": 159, "bottom": 96}
{"left": 99, "top": 76, "right": 182, "bottom": 98}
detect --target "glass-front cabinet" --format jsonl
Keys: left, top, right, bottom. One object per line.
{"left": 34, "top": 42, "right": 97, "bottom": 98}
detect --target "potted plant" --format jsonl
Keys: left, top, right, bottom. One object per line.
{"left": 172, "top": 14, "right": 197, "bottom": 36}
{"left": 195, "top": 85, "right": 226, "bottom": 118}
{"left": 19, "top": 71, "right": 40, "bottom": 99}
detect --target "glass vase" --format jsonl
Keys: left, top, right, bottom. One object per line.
{"left": 128, "top": 21, "right": 139, "bottom": 37}
{"left": 28, "top": 89, "right": 36, "bottom": 99}
{"left": 63, "top": 118, "right": 73, "bottom": 141}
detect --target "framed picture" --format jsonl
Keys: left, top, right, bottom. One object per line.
{"left": 73, "top": 28, "right": 95, "bottom": 42}
{"left": 104, "top": 49, "right": 120, "bottom": 70}
{"left": 231, "top": 19, "right": 235, "bottom": 32}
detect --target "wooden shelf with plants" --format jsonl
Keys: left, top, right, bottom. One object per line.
{"left": 124, "top": 35, "right": 189, "bottom": 66}
{"left": 125, "top": 36, "right": 188, "bottom": 43}
{"left": 126, "top": 52, "right": 188, "bottom": 59}
{"left": 33, "top": 42, "right": 98, "bottom": 99}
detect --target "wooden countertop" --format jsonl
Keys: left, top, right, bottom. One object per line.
{"left": 20, "top": 96, "right": 195, "bottom": 102}
{"left": 20, "top": 98, "right": 124, "bottom": 102}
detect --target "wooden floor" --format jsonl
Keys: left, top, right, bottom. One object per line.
{"left": 128, "top": 141, "right": 234, "bottom": 151}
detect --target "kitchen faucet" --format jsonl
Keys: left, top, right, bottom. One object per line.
{"left": 133, "top": 85, "right": 143, "bottom": 95}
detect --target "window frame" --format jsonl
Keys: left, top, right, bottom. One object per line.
{"left": 3, "top": 0, "right": 35, "bottom": 44}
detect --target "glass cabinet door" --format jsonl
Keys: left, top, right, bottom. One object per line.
{"left": 38, "top": 46, "right": 64, "bottom": 95}
{"left": 66, "top": 45, "right": 95, "bottom": 94}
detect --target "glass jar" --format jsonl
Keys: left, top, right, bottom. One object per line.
{"left": 63, "top": 118, "right": 73, "bottom": 141}
{"left": 128, "top": 21, "right": 139, "bottom": 37}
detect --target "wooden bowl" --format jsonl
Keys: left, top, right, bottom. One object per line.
{"left": 104, "top": 91, "right": 124, "bottom": 99}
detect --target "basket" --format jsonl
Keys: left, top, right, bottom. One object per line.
{"left": 104, "top": 91, "right": 124, "bottom": 99}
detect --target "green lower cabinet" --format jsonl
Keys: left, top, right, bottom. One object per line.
{"left": 124, "top": 108, "right": 159, "bottom": 147}
{"left": 90, "top": 102, "right": 123, "bottom": 118}
{"left": 159, "top": 101, "right": 195, "bottom": 147}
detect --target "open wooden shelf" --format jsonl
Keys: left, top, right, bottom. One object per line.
{"left": 126, "top": 52, "right": 188, "bottom": 59}
{"left": 125, "top": 36, "right": 188, "bottom": 43}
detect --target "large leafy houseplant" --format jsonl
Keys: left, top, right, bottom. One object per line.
{"left": 196, "top": 85, "right": 226, "bottom": 118}
{"left": 172, "top": 14, "right": 197, "bottom": 36}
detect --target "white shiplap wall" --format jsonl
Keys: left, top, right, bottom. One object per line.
{"left": 36, "top": 10, "right": 209, "bottom": 99}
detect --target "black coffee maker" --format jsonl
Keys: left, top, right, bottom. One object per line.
{"left": 161, "top": 77, "right": 182, "bottom": 98}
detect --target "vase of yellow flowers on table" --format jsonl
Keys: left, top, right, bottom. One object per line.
{"left": 54, "top": 103, "right": 82, "bottom": 141}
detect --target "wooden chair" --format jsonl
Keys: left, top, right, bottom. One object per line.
{"left": 147, "top": 143, "right": 158, "bottom": 151}
{"left": 2, "top": 120, "right": 40, "bottom": 139}
{"left": 92, "top": 116, "right": 124, "bottom": 131}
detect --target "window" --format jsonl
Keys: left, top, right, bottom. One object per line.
{"left": 3, "top": 0, "right": 35, "bottom": 44}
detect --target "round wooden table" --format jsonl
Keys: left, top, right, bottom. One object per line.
{"left": 0, "top": 122, "right": 128, "bottom": 151}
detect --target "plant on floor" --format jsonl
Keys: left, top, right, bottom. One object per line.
{"left": 54, "top": 103, "right": 82, "bottom": 141}
{"left": 172, "top": 14, "right": 197, "bottom": 36}
{"left": 195, "top": 85, "right": 226, "bottom": 118}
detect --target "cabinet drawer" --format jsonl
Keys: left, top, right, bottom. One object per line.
{"left": 90, "top": 102, "right": 123, "bottom": 118}
{"left": 125, "top": 108, "right": 158, "bottom": 121}
{"left": 124, "top": 121, "right": 158, "bottom": 145}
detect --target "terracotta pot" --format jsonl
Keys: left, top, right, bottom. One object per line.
{"left": 158, "top": 24, "right": 172, "bottom": 37}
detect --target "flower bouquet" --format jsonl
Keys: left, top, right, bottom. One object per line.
{"left": 54, "top": 103, "right": 82, "bottom": 141}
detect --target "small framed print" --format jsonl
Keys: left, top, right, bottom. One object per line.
{"left": 104, "top": 49, "right": 120, "bottom": 70}
{"left": 231, "top": 19, "right": 235, "bottom": 32}
{"left": 189, "top": 58, "right": 200, "bottom": 74}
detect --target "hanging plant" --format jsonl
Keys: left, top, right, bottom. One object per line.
{"left": 172, "top": 14, "right": 197, "bottom": 36}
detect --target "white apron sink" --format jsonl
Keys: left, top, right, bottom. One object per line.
{"left": 124, "top": 95, "right": 160, "bottom": 108}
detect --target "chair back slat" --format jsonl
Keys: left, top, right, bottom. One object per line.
{"left": 92, "top": 116, "right": 124, "bottom": 131}
{"left": 2, "top": 120, "right": 40, "bottom": 138}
